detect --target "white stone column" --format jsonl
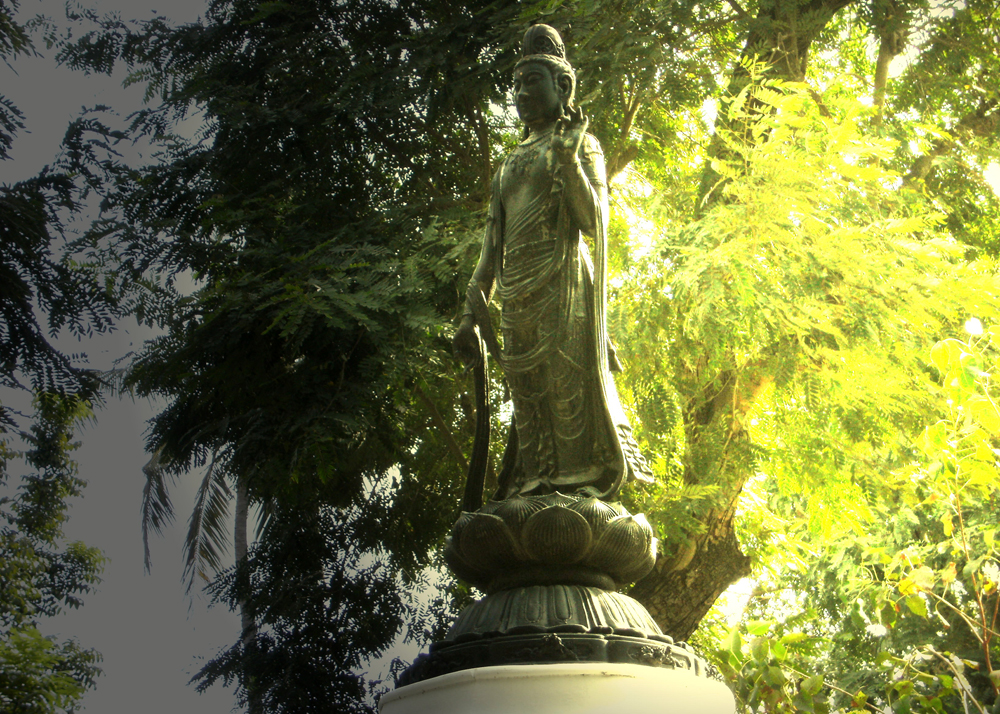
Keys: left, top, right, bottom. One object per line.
{"left": 379, "top": 662, "right": 736, "bottom": 714}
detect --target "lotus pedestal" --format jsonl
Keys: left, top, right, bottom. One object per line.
{"left": 386, "top": 493, "right": 735, "bottom": 714}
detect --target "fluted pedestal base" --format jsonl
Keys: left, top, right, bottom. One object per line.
{"left": 379, "top": 663, "right": 736, "bottom": 714}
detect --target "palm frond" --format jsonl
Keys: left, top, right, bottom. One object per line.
{"left": 141, "top": 446, "right": 175, "bottom": 573}
{"left": 183, "top": 455, "right": 233, "bottom": 595}
{"left": 254, "top": 495, "right": 275, "bottom": 540}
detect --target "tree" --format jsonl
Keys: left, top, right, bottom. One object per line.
{"left": 531, "top": 0, "right": 1000, "bottom": 641}
{"left": 624, "top": 69, "right": 1000, "bottom": 640}
{"left": 0, "top": 395, "right": 104, "bottom": 713}
{"left": 1, "top": 2, "right": 116, "bottom": 709}
{"left": 54, "top": 0, "right": 1000, "bottom": 711}
{"left": 1, "top": 0, "right": 114, "bottom": 416}
{"left": 58, "top": 0, "right": 512, "bottom": 709}
{"left": 193, "top": 497, "right": 412, "bottom": 713}
{"left": 705, "top": 322, "right": 1000, "bottom": 714}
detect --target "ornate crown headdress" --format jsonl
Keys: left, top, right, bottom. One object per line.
{"left": 515, "top": 24, "right": 573, "bottom": 73}
{"left": 522, "top": 24, "right": 565, "bottom": 59}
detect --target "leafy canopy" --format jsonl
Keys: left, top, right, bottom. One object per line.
{"left": 43, "top": 0, "right": 1000, "bottom": 711}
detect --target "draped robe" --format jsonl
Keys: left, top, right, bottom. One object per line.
{"left": 468, "top": 129, "right": 651, "bottom": 500}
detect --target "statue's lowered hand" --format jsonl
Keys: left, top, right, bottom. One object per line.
{"left": 551, "top": 107, "right": 588, "bottom": 165}
{"left": 453, "top": 316, "right": 482, "bottom": 371}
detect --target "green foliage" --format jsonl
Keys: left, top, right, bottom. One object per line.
{"left": 0, "top": 627, "right": 95, "bottom": 714}
{"left": 1, "top": 7, "right": 118, "bottom": 709}
{"left": 0, "top": 395, "right": 104, "bottom": 713}
{"left": 1, "top": 1, "right": 116, "bottom": 416}
{"left": 55, "top": 0, "right": 523, "bottom": 708}
{"left": 193, "top": 498, "right": 411, "bottom": 714}
{"left": 715, "top": 620, "right": 832, "bottom": 714}
{"left": 42, "top": 0, "right": 1000, "bottom": 710}
{"left": 0, "top": 174, "right": 110, "bottom": 401}
{"left": 801, "top": 0, "right": 1000, "bottom": 260}
{"left": 616, "top": 72, "right": 1000, "bottom": 555}
{"left": 701, "top": 325, "right": 1000, "bottom": 713}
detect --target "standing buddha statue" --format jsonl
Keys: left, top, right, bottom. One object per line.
{"left": 453, "top": 23, "right": 652, "bottom": 501}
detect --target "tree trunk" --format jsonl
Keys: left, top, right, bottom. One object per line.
{"left": 872, "top": 35, "right": 894, "bottom": 120}
{"left": 633, "top": 365, "right": 769, "bottom": 639}
{"left": 642, "top": 0, "right": 860, "bottom": 639}
{"left": 739, "top": 0, "right": 858, "bottom": 83}
{"left": 234, "top": 481, "right": 260, "bottom": 714}
{"left": 632, "top": 507, "right": 752, "bottom": 641}
{"left": 696, "top": 0, "right": 860, "bottom": 210}
{"left": 905, "top": 101, "right": 1000, "bottom": 184}
{"left": 872, "top": 0, "right": 906, "bottom": 123}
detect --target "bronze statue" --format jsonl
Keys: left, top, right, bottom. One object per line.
{"left": 453, "top": 24, "right": 652, "bottom": 503}
{"left": 395, "top": 28, "right": 722, "bottom": 689}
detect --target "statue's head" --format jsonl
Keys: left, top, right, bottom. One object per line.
{"left": 513, "top": 24, "right": 576, "bottom": 125}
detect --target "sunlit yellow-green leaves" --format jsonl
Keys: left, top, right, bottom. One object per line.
{"left": 716, "top": 620, "right": 831, "bottom": 714}
{"left": 714, "top": 327, "right": 1000, "bottom": 713}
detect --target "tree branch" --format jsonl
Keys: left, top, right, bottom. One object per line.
{"left": 470, "top": 99, "right": 493, "bottom": 195}
{"left": 607, "top": 144, "right": 639, "bottom": 183}
{"left": 872, "top": 36, "right": 894, "bottom": 119}
{"left": 871, "top": 0, "right": 907, "bottom": 123}
{"left": 905, "top": 101, "right": 1000, "bottom": 184}
{"left": 724, "top": 0, "right": 750, "bottom": 22}
{"left": 606, "top": 81, "right": 645, "bottom": 182}
{"left": 415, "top": 382, "right": 468, "bottom": 473}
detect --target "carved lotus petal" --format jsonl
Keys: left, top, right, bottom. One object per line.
{"left": 446, "top": 496, "right": 659, "bottom": 590}
{"left": 522, "top": 505, "right": 592, "bottom": 564}
{"left": 450, "top": 511, "right": 477, "bottom": 544}
{"left": 604, "top": 501, "right": 628, "bottom": 518}
{"left": 567, "top": 497, "right": 620, "bottom": 533}
{"left": 478, "top": 500, "right": 503, "bottom": 516}
{"left": 459, "top": 513, "right": 519, "bottom": 570}
{"left": 588, "top": 513, "right": 655, "bottom": 581}
{"left": 493, "top": 495, "right": 547, "bottom": 539}
{"left": 537, "top": 491, "right": 577, "bottom": 509}
{"left": 616, "top": 537, "right": 658, "bottom": 584}
{"left": 443, "top": 535, "right": 487, "bottom": 586}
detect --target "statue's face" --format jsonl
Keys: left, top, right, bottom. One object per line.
{"left": 513, "top": 62, "right": 562, "bottom": 128}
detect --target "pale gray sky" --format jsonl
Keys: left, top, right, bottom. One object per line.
{"left": 7, "top": 1, "right": 241, "bottom": 712}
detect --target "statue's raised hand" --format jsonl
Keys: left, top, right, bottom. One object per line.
{"left": 551, "top": 107, "right": 588, "bottom": 166}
